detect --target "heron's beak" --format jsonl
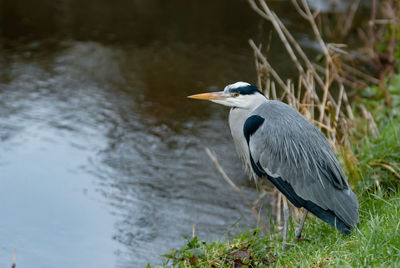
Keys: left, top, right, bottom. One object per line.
{"left": 187, "top": 91, "right": 226, "bottom": 100}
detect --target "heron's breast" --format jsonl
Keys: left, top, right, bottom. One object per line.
{"left": 229, "top": 108, "right": 251, "bottom": 159}
{"left": 228, "top": 108, "right": 248, "bottom": 142}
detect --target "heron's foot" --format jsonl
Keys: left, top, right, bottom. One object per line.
{"left": 294, "top": 236, "right": 310, "bottom": 242}
{"left": 282, "top": 242, "right": 288, "bottom": 250}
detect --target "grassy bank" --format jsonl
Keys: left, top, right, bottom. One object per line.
{"left": 156, "top": 76, "right": 400, "bottom": 267}
{"left": 161, "top": 191, "right": 400, "bottom": 267}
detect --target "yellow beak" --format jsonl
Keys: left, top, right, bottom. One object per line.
{"left": 187, "top": 91, "right": 226, "bottom": 100}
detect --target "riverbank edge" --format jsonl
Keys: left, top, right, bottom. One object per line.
{"left": 156, "top": 74, "right": 400, "bottom": 267}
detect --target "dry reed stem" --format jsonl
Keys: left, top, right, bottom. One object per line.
{"left": 341, "top": 63, "right": 380, "bottom": 84}
{"left": 295, "top": 0, "right": 355, "bottom": 119}
{"left": 276, "top": 191, "right": 281, "bottom": 228}
{"left": 335, "top": 85, "right": 345, "bottom": 122}
{"left": 271, "top": 81, "right": 277, "bottom": 100}
{"left": 359, "top": 104, "right": 380, "bottom": 138}
{"left": 265, "top": 77, "right": 271, "bottom": 99}
{"left": 249, "top": 39, "right": 288, "bottom": 92}
{"left": 249, "top": 0, "right": 351, "bottom": 114}
{"left": 312, "top": 63, "right": 346, "bottom": 86}
{"left": 274, "top": 12, "right": 324, "bottom": 95}
{"left": 370, "top": 0, "right": 380, "bottom": 66}
{"left": 375, "top": 179, "right": 382, "bottom": 191}
{"left": 342, "top": 91, "right": 354, "bottom": 120}
{"left": 205, "top": 147, "right": 271, "bottom": 234}
{"left": 251, "top": 0, "right": 359, "bottom": 121}
{"left": 342, "top": 0, "right": 361, "bottom": 38}
{"left": 370, "top": 162, "right": 400, "bottom": 180}
{"left": 388, "top": 1, "right": 399, "bottom": 70}
{"left": 296, "top": 0, "right": 333, "bottom": 123}
{"left": 311, "top": 120, "right": 336, "bottom": 133}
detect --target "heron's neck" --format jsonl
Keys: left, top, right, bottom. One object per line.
{"left": 228, "top": 95, "right": 267, "bottom": 179}
{"left": 231, "top": 93, "right": 268, "bottom": 114}
{"left": 249, "top": 93, "right": 268, "bottom": 110}
{"left": 229, "top": 96, "right": 268, "bottom": 133}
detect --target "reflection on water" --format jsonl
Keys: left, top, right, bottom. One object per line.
{"left": 0, "top": 40, "right": 263, "bottom": 267}
{"left": 0, "top": 0, "right": 313, "bottom": 267}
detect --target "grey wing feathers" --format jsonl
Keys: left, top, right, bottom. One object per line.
{"left": 248, "top": 101, "right": 359, "bottom": 228}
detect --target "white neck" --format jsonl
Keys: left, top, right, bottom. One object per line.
{"left": 228, "top": 96, "right": 267, "bottom": 179}
{"left": 234, "top": 92, "right": 268, "bottom": 111}
{"left": 248, "top": 93, "right": 268, "bottom": 110}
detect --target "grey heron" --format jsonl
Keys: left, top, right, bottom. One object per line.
{"left": 188, "top": 82, "right": 359, "bottom": 249}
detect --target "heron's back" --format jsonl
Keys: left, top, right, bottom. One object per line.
{"left": 232, "top": 100, "right": 359, "bottom": 232}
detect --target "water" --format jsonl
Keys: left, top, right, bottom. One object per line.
{"left": 0, "top": 0, "right": 355, "bottom": 267}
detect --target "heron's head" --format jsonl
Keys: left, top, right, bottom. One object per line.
{"left": 187, "top": 82, "right": 267, "bottom": 109}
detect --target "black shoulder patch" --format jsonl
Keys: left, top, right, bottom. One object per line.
{"left": 243, "top": 115, "right": 264, "bottom": 144}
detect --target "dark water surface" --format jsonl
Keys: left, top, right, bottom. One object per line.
{"left": 0, "top": 0, "right": 332, "bottom": 267}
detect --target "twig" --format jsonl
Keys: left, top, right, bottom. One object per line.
{"left": 253, "top": 190, "right": 268, "bottom": 206}
{"left": 370, "top": 162, "right": 400, "bottom": 180}
{"left": 291, "top": 0, "right": 308, "bottom": 19}
{"left": 388, "top": 0, "right": 399, "bottom": 71}
{"left": 271, "top": 81, "right": 277, "bottom": 100}
{"left": 374, "top": 19, "right": 396, "bottom": 25}
{"left": 257, "top": 1, "right": 307, "bottom": 77}
{"left": 311, "top": 120, "right": 336, "bottom": 133}
{"left": 312, "top": 63, "right": 349, "bottom": 87}
{"left": 249, "top": 39, "right": 288, "bottom": 93}
{"left": 375, "top": 179, "right": 382, "bottom": 191}
{"left": 247, "top": 0, "right": 271, "bottom": 21}
{"left": 274, "top": 10, "right": 325, "bottom": 97}
{"left": 341, "top": 63, "right": 380, "bottom": 84}
{"left": 341, "top": 0, "right": 361, "bottom": 38}
{"left": 341, "top": 89, "right": 354, "bottom": 120}
{"left": 370, "top": 0, "right": 382, "bottom": 67}
{"left": 265, "top": 76, "right": 271, "bottom": 98}
{"left": 296, "top": 0, "right": 332, "bottom": 123}
{"left": 205, "top": 148, "right": 271, "bottom": 234}
{"left": 254, "top": 44, "right": 263, "bottom": 93}
{"left": 276, "top": 192, "right": 282, "bottom": 228}
{"left": 359, "top": 104, "right": 379, "bottom": 138}
{"left": 335, "top": 84, "right": 345, "bottom": 122}
{"left": 300, "top": 0, "right": 331, "bottom": 63}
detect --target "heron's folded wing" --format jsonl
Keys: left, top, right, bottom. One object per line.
{"left": 247, "top": 101, "right": 359, "bottom": 228}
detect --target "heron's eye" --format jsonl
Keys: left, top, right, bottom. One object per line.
{"left": 233, "top": 93, "right": 240, "bottom": 97}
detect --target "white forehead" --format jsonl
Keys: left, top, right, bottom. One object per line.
{"left": 224, "top": 81, "right": 251, "bottom": 91}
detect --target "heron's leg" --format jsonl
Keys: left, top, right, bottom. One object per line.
{"left": 295, "top": 210, "right": 308, "bottom": 241}
{"left": 282, "top": 197, "right": 289, "bottom": 250}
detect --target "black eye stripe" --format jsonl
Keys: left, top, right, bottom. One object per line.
{"left": 229, "top": 85, "right": 262, "bottom": 95}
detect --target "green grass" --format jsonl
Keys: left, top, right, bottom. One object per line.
{"left": 154, "top": 76, "right": 400, "bottom": 267}
{"left": 354, "top": 117, "right": 400, "bottom": 191}
{"left": 353, "top": 74, "right": 400, "bottom": 191}
{"left": 158, "top": 190, "right": 400, "bottom": 267}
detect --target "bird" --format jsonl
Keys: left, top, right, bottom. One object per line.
{"left": 188, "top": 82, "right": 359, "bottom": 249}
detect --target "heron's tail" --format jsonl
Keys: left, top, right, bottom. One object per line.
{"left": 305, "top": 188, "right": 359, "bottom": 234}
